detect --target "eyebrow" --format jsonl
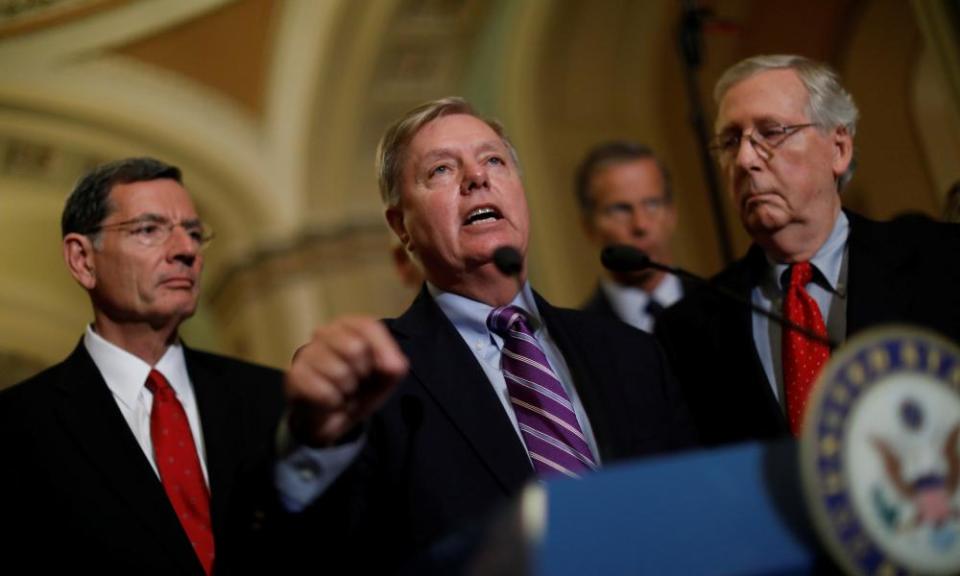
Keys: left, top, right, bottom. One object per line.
{"left": 717, "top": 115, "right": 793, "bottom": 133}
{"left": 418, "top": 148, "right": 457, "bottom": 166}
{"left": 418, "top": 140, "right": 508, "bottom": 164}
{"left": 128, "top": 213, "right": 203, "bottom": 227}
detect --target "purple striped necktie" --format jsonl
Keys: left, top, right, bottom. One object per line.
{"left": 487, "top": 305, "right": 597, "bottom": 478}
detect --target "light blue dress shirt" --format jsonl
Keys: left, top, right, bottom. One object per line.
{"left": 751, "top": 211, "right": 849, "bottom": 403}
{"left": 428, "top": 281, "right": 601, "bottom": 464}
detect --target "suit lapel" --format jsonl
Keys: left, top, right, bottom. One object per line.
{"left": 390, "top": 289, "right": 532, "bottom": 494}
{"left": 534, "top": 294, "right": 617, "bottom": 461}
{"left": 845, "top": 211, "right": 915, "bottom": 334}
{"left": 53, "top": 343, "right": 203, "bottom": 575}
{"left": 714, "top": 248, "right": 788, "bottom": 431}
{"left": 185, "top": 348, "right": 242, "bottom": 540}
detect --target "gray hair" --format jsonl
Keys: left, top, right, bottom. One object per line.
{"left": 714, "top": 54, "right": 859, "bottom": 189}
{"left": 375, "top": 96, "right": 520, "bottom": 206}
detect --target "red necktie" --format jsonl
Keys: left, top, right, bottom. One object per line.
{"left": 782, "top": 262, "right": 830, "bottom": 436}
{"left": 146, "top": 369, "right": 215, "bottom": 575}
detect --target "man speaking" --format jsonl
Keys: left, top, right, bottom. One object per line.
{"left": 278, "top": 97, "right": 696, "bottom": 571}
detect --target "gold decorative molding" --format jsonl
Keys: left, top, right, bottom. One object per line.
{"left": 208, "top": 218, "right": 392, "bottom": 312}
{"left": 0, "top": 0, "right": 126, "bottom": 39}
{"left": 0, "top": 133, "right": 105, "bottom": 187}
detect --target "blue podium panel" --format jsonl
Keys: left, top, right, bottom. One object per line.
{"left": 537, "top": 442, "right": 815, "bottom": 575}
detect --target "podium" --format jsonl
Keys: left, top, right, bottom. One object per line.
{"left": 534, "top": 441, "right": 828, "bottom": 575}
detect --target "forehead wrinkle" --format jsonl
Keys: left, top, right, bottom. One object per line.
{"left": 417, "top": 147, "right": 458, "bottom": 166}
{"left": 475, "top": 139, "right": 507, "bottom": 154}
{"left": 117, "top": 212, "right": 202, "bottom": 227}
{"left": 418, "top": 137, "right": 506, "bottom": 161}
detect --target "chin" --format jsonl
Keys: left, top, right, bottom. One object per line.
{"left": 744, "top": 208, "right": 789, "bottom": 236}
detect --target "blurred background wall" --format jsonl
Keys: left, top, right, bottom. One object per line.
{"left": 1, "top": 0, "right": 958, "bottom": 385}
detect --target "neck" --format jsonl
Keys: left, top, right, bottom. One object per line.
{"left": 92, "top": 313, "right": 179, "bottom": 366}
{"left": 430, "top": 262, "right": 525, "bottom": 307}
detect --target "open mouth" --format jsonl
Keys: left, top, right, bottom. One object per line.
{"left": 463, "top": 206, "right": 503, "bottom": 226}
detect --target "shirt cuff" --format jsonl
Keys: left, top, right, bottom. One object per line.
{"left": 273, "top": 418, "right": 366, "bottom": 513}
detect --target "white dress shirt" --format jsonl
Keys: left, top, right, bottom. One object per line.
{"left": 83, "top": 325, "right": 209, "bottom": 483}
{"left": 601, "top": 273, "right": 684, "bottom": 332}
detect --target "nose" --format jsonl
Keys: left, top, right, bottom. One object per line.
{"left": 733, "top": 133, "right": 762, "bottom": 170}
{"left": 733, "top": 131, "right": 773, "bottom": 173}
{"left": 460, "top": 160, "right": 489, "bottom": 194}
{"left": 167, "top": 225, "right": 199, "bottom": 266}
{"left": 631, "top": 205, "right": 651, "bottom": 233}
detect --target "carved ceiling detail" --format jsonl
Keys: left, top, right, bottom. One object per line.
{"left": 0, "top": 0, "right": 123, "bottom": 39}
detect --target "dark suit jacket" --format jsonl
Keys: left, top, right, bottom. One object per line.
{"left": 291, "top": 287, "right": 696, "bottom": 572}
{"left": 0, "top": 343, "right": 284, "bottom": 576}
{"left": 655, "top": 211, "right": 960, "bottom": 447}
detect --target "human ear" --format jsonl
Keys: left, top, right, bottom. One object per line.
{"left": 385, "top": 207, "right": 411, "bottom": 251}
{"left": 831, "top": 126, "right": 854, "bottom": 179}
{"left": 63, "top": 233, "right": 97, "bottom": 290}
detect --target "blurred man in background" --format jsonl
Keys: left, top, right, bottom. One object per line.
{"left": 576, "top": 141, "right": 688, "bottom": 332}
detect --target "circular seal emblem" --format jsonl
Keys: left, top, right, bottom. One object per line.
{"left": 801, "top": 326, "right": 960, "bottom": 575}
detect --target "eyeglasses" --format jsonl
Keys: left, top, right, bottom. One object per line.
{"left": 88, "top": 215, "right": 214, "bottom": 249}
{"left": 710, "top": 123, "right": 817, "bottom": 163}
{"left": 597, "top": 197, "right": 670, "bottom": 221}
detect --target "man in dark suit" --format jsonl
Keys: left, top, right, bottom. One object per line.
{"left": 279, "top": 97, "right": 696, "bottom": 571}
{"left": 656, "top": 54, "right": 960, "bottom": 447}
{"left": 575, "top": 141, "right": 690, "bottom": 331}
{"left": 0, "top": 158, "right": 284, "bottom": 575}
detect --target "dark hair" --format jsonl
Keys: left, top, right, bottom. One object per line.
{"left": 574, "top": 141, "right": 672, "bottom": 213}
{"left": 61, "top": 157, "right": 182, "bottom": 237}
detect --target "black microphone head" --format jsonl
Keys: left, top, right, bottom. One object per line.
{"left": 493, "top": 246, "right": 523, "bottom": 277}
{"left": 601, "top": 245, "right": 651, "bottom": 273}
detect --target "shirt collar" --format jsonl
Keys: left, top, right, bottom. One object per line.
{"left": 601, "top": 274, "right": 682, "bottom": 312}
{"left": 427, "top": 282, "right": 544, "bottom": 348}
{"left": 765, "top": 211, "right": 849, "bottom": 294}
{"left": 83, "top": 325, "right": 189, "bottom": 409}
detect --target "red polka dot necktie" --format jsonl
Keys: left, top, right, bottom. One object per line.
{"left": 146, "top": 369, "right": 215, "bottom": 575}
{"left": 781, "top": 262, "right": 830, "bottom": 436}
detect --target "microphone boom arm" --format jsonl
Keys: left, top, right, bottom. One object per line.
{"left": 602, "top": 245, "right": 836, "bottom": 349}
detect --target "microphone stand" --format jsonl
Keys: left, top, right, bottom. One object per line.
{"left": 603, "top": 246, "right": 837, "bottom": 350}
{"left": 679, "top": 0, "right": 734, "bottom": 265}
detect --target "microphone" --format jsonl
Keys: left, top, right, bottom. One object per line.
{"left": 493, "top": 245, "right": 524, "bottom": 296}
{"left": 602, "top": 245, "right": 657, "bottom": 274}
{"left": 601, "top": 244, "right": 836, "bottom": 349}
{"left": 493, "top": 246, "right": 523, "bottom": 278}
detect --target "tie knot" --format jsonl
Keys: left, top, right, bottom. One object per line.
{"left": 646, "top": 299, "right": 666, "bottom": 319}
{"left": 487, "top": 305, "right": 531, "bottom": 337}
{"left": 145, "top": 369, "right": 173, "bottom": 399}
{"left": 788, "top": 261, "right": 814, "bottom": 288}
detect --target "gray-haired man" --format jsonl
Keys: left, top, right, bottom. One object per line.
{"left": 656, "top": 54, "right": 960, "bottom": 446}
